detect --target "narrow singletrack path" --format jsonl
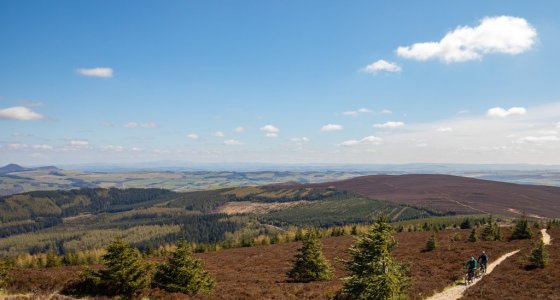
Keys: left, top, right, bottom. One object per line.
{"left": 425, "top": 250, "right": 520, "bottom": 300}
{"left": 541, "top": 228, "right": 551, "bottom": 245}
{"left": 427, "top": 228, "right": 551, "bottom": 300}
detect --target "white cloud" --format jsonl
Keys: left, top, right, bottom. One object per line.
{"left": 265, "top": 132, "right": 278, "bottom": 138}
{"left": 381, "top": 109, "right": 393, "bottom": 114}
{"left": 340, "top": 136, "right": 383, "bottom": 147}
{"left": 374, "top": 121, "right": 405, "bottom": 129}
{"left": 397, "top": 16, "right": 537, "bottom": 63}
{"left": 362, "top": 60, "right": 402, "bottom": 74}
{"left": 516, "top": 135, "right": 560, "bottom": 144}
{"left": 131, "top": 147, "right": 142, "bottom": 152}
{"left": 124, "top": 122, "right": 158, "bottom": 128}
{"left": 260, "top": 125, "right": 280, "bottom": 133}
{"left": 187, "top": 134, "right": 199, "bottom": 140}
{"left": 0, "top": 106, "right": 45, "bottom": 121}
{"left": 76, "top": 67, "right": 114, "bottom": 78}
{"left": 70, "top": 139, "right": 89, "bottom": 146}
{"left": 234, "top": 126, "right": 245, "bottom": 133}
{"left": 487, "top": 107, "right": 527, "bottom": 118}
{"left": 436, "top": 127, "right": 453, "bottom": 132}
{"left": 212, "top": 131, "right": 225, "bottom": 138}
{"left": 556, "top": 122, "right": 560, "bottom": 128}
{"left": 259, "top": 125, "right": 280, "bottom": 137}
{"left": 223, "top": 139, "right": 242, "bottom": 146}
{"left": 343, "top": 108, "right": 372, "bottom": 116}
{"left": 321, "top": 124, "right": 343, "bottom": 132}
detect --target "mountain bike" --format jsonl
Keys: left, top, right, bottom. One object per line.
{"left": 465, "top": 268, "right": 476, "bottom": 285}
{"left": 479, "top": 262, "right": 487, "bottom": 276}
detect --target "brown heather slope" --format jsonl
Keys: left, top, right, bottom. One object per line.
{"left": 462, "top": 227, "right": 560, "bottom": 300}
{"left": 302, "top": 174, "right": 560, "bottom": 218}
{"left": 8, "top": 228, "right": 535, "bottom": 300}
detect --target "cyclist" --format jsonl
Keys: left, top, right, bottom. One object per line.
{"left": 465, "top": 256, "right": 477, "bottom": 284}
{"left": 478, "top": 251, "right": 489, "bottom": 274}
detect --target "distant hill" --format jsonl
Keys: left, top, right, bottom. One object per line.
{"left": 303, "top": 174, "right": 560, "bottom": 218}
{"left": 0, "top": 163, "right": 28, "bottom": 174}
{"left": 0, "top": 163, "right": 60, "bottom": 175}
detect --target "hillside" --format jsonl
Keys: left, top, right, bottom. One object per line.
{"left": 0, "top": 186, "right": 433, "bottom": 257}
{"left": 304, "top": 174, "right": 560, "bottom": 218}
{"left": 5, "top": 227, "right": 540, "bottom": 299}
{"left": 463, "top": 227, "right": 560, "bottom": 299}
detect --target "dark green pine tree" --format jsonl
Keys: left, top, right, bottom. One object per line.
{"left": 287, "top": 230, "right": 333, "bottom": 282}
{"left": 341, "top": 216, "right": 408, "bottom": 300}
{"left": 511, "top": 217, "right": 533, "bottom": 240}
{"left": 481, "top": 216, "right": 498, "bottom": 241}
{"left": 153, "top": 240, "right": 215, "bottom": 295}
{"left": 468, "top": 228, "right": 478, "bottom": 242}
{"left": 460, "top": 218, "right": 472, "bottom": 229}
{"left": 99, "top": 238, "right": 151, "bottom": 296}
{"left": 528, "top": 239, "right": 549, "bottom": 268}
{"left": 424, "top": 232, "right": 437, "bottom": 251}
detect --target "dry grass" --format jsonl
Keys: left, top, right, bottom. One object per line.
{"left": 6, "top": 227, "right": 539, "bottom": 299}
{"left": 215, "top": 200, "right": 311, "bottom": 215}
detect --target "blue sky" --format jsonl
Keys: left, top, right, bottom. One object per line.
{"left": 1, "top": 1, "right": 560, "bottom": 165}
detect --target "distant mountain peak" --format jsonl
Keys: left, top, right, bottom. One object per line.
{"left": 0, "top": 163, "right": 61, "bottom": 175}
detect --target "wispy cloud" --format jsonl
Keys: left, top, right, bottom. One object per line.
{"left": 339, "top": 136, "right": 383, "bottom": 147}
{"left": 124, "top": 122, "right": 158, "bottom": 128}
{"left": 234, "top": 126, "right": 245, "bottom": 133}
{"left": 18, "top": 100, "right": 45, "bottom": 107}
{"left": 290, "top": 137, "right": 310, "bottom": 143}
{"left": 374, "top": 121, "right": 405, "bottom": 129}
{"left": 342, "top": 108, "right": 372, "bottom": 116}
{"left": 76, "top": 67, "right": 114, "bottom": 78}
{"left": 362, "top": 60, "right": 401, "bottom": 74}
{"left": 32, "top": 144, "right": 53, "bottom": 150}
{"left": 380, "top": 109, "right": 393, "bottom": 114}
{"left": 100, "top": 145, "right": 125, "bottom": 152}
{"left": 70, "top": 139, "right": 89, "bottom": 146}
{"left": 436, "top": 127, "right": 453, "bottom": 132}
{"left": 0, "top": 106, "right": 45, "bottom": 121}
{"left": 516, "top": 135, "right": 559, "bottom": 144}
{"left": 187, "top": 133, "right": 199, "bottom": 140}
{"left": 487, "top": 107, "right": 527, "bottom": 118}
{"left": 223, "top": 139, "right": 242, "bottom": 145}
{"left": 397, "top": 16, "right": 537, "bottom": 63}
{"left": 213, "top": 131, "right": 225, "bottom": 138}
{"left": 321, "top": 124, "right": 343, "bottom": 132}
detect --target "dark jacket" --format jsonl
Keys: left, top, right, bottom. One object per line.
{"left": 478, "top": 254, "right": 488, "bottom": 264}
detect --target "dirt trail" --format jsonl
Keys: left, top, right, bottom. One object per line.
{"left": 427, "top": 228, "right": 551, "bottom": 300}
{"left": 426, "top": 250, "right": 520, "bottom": 300}
{"left": 541, "top": 228, "right": 551, "bottom": 245}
